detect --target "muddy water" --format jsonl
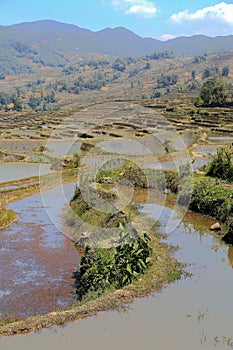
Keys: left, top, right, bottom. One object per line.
{"left": 144, "top": 156, "right": 211, "bottom": 171}
{"left": 1, "top": 189, "right": 233, "bottom": 349}
{"left": 208, "top": 136, "right": 233, "bottom": 144}
{"left": 44, "top": 141, "right": 82, "bottom": 157}
{"left": 194, "top": 144, "right": 217, "bottom": 156}
{"left": 0, "top": 183, "right": 79, "bottom": 320}
{"left": 0, "top": 163, "right": 51, "bottom": 183}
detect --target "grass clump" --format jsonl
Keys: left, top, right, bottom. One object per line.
{"left": 0, "top": 208, "right": 16, "bottom": 228}
{"left": 96, "top": 161, "right": 179, "bottom": 192}
{"left": 96, "top": 161, "right": 147, "bottom": 188}
{"left": 190, "top": 177, "right": 233, "bottom": 224}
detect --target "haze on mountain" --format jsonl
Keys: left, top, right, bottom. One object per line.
{"left": 1, "top": 19, "right": 233, "bottom": 75}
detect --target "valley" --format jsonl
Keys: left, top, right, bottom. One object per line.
{"left": 0, "top": 18, "right": 233, "bottom": 350}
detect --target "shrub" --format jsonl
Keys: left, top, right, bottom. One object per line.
{"left": 73, "top": 230, "right": 152, "bottom": 300}
{"left": 206, "top": 145, "right": 233, "bottom": 182}
{"left": 189, "top": 178, "right": 233, "bottom": 223}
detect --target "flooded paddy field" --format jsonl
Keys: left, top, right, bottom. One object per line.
{"left": 0, "top": 183, "right": 79, "bottom": 319}
{"left": 1, "top": 187, "right": 233, "bottom": 349}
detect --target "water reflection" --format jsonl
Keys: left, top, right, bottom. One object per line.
{"left": 1, "top": 188, "right": 233, "bottom": 350}
{"left": 0, "top": 163, "right": 51, "bottom": 183}
{"left": 0, "top": 183, "right": 79, "bottom": 319}
{"left": 1, "top": 195, "right": 233, "bottom": 350}
{"left": 144, "top": 157, "right": 211, "bottom": 171}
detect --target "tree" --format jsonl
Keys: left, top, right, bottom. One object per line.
{"left": 145, "top": 62, "right": 151, "bottom": 69}
{"left": 191, "top": 70, "right": 196, "bottom": 79}
{"left": 157, "top": 74, "right": 179, "bottom": 88}
{"left": 193, "top": 53, "right": 207, "bottom": 63}
{"left": 112, "top": 58, "right": 126, "bottom": 72}
{"left": 28, "top": 94, "right": 41, "bottom": 109}
{"left": 12, "top": 97, "right": 23, "bottom": 111}
{"left": 199, "top": 77, "right": 227, "bottom": 106}
{"left": 44, "top": 90, "right": 56, "bottom": 103}
{"left": 206, "top": 145, "right": 233, "bottom": 181}
{"left": 222, "top": 66, "right": 229, "bottom": 77}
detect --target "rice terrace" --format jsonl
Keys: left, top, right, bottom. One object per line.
{"left": 1, "top": 3, "right": 233, "bottom": 349}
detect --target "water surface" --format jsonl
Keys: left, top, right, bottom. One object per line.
{"left": 1, "top": 189, "right": 233, "bottom": 350}
{"left": 0, "top": 163, "right": 51, "bottom": 183}
{"left": 0, "top": 182, "right": 79, "bottom": 319}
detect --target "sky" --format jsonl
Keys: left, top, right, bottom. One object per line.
{"left": 1, "top": 0, "right": 233, "bottom": 40}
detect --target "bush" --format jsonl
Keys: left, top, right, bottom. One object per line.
{"left": 73, "top": 230, "right": 152, "bottom": 300}
{"left": 193, "top": 95, "right": 204, "bottom": 107}
{"left": 189, "top": 178, "right": 233, "bottom": 223}
{"left": 206, "top": 145, "right": 233, "bottom": 182}
{"left": 199, "top": 77, "right": 227, "bottom": 106}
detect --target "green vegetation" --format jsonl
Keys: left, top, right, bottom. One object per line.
{"left": 222, "top": 66, "right": 230, "bottom": 76}
{"left": 67, "top": 164, "right": 182, "bottom": 302}
{"left": 206, "top": 145, "right": 233, "bottom": 182}
{"left": 177, "top": 162, "right": 193, "bottom": 206}
{"left": 96, "top": 161, "right": 147, "bottom": 187}
{"left": 95, "top": 159, "right": 233, "bottom": 229}
{"left": 0, "top": 208, "right": 16, "bottom": 228}
{"left": 202, "top": 66, "right": 219, "bottom": 79}
{"left": 96, "top": 161, "right": 178, "bottom": 193}
{"left": 73, "top": 153, "right": 81, "bottom": 168}
{"left": 0, "top": 223, "right": 182, "bottom": 335}
{"left": 73, "top": 230, "right": 152, "bottom": 301}
{"left": 193, "top": 53, "right": 207, "bottom": 63}
{"left": 112, "top": 58, "right": 127, "bottom": 72}
{"left": 157, "top": 74, "right": 179, "bottom": 88}
{"left": 0, "top": 89, "right": 57, "bottom": 111}
{"left": 0, "top": 92, "right": 23, "bottom": 111}
{"left": 189, "top": 177, "right": 233, "bottom": 224}
{"left": 1, "top": 28, "right": 233, "bottom": 120}
{"left": 146, "top": 51, "right": 175, "bottom": 60}
{"left": 194, "top": 77, "right": 228, "bottom": 107}
{"left": 66, "top": 184, "right": 130, "bottom": 244}
{"left": 55, "top": 71, "right": 119, "bottom": 95}
{"left": 3, "top": 19, "right": 233, "bottom": 335}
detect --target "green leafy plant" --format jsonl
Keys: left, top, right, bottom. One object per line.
{"left": 73, "top": 227, "right": 152, "bottom": 300}
{"left": 206, "top": 145, "right": 233, "bottom": 182}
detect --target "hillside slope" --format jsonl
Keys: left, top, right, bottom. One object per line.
{"left": 1, "top": 20, "right": 233, "bottom": 75}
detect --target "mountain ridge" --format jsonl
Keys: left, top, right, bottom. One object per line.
{"left": 0, "top": 19, "right": 233, "bottom": 75}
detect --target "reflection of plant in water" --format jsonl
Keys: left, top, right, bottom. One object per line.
{"left": 200, "top": 331, "right": 207, "bottom": 345}
{"left": 201, "top": 335, "right": 233, "bottom": 348}
{"left": 186, "top": 309, "right": 233, "bottom": 348}
{"left": 214, "top": 336, "right": 220, "bottom": 346}
{"left": 178, "top": 162, "right": 193, "bottom": 206}
{"left": 223, "top": 336, "right": 233, "bottom": 348}
{"left": 197, "top": 309, "right": 209, "bottom": 322}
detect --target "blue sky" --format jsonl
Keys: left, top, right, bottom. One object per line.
{"left": 1, "top": 1, "right": 233, "bottom": 39}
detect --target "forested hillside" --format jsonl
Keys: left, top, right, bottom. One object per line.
{"left": 1, "top": 20, "right": 233, "bottom": 76}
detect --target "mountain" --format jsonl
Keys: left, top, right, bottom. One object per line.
{"left": 8, "top": 20, "right": 87, "bottom": 33}
{"left": 162, "top": 35, "right": 233, "bottom": 56}
{"left": 0, "top": 20, "right": 233, "bottom": 75}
